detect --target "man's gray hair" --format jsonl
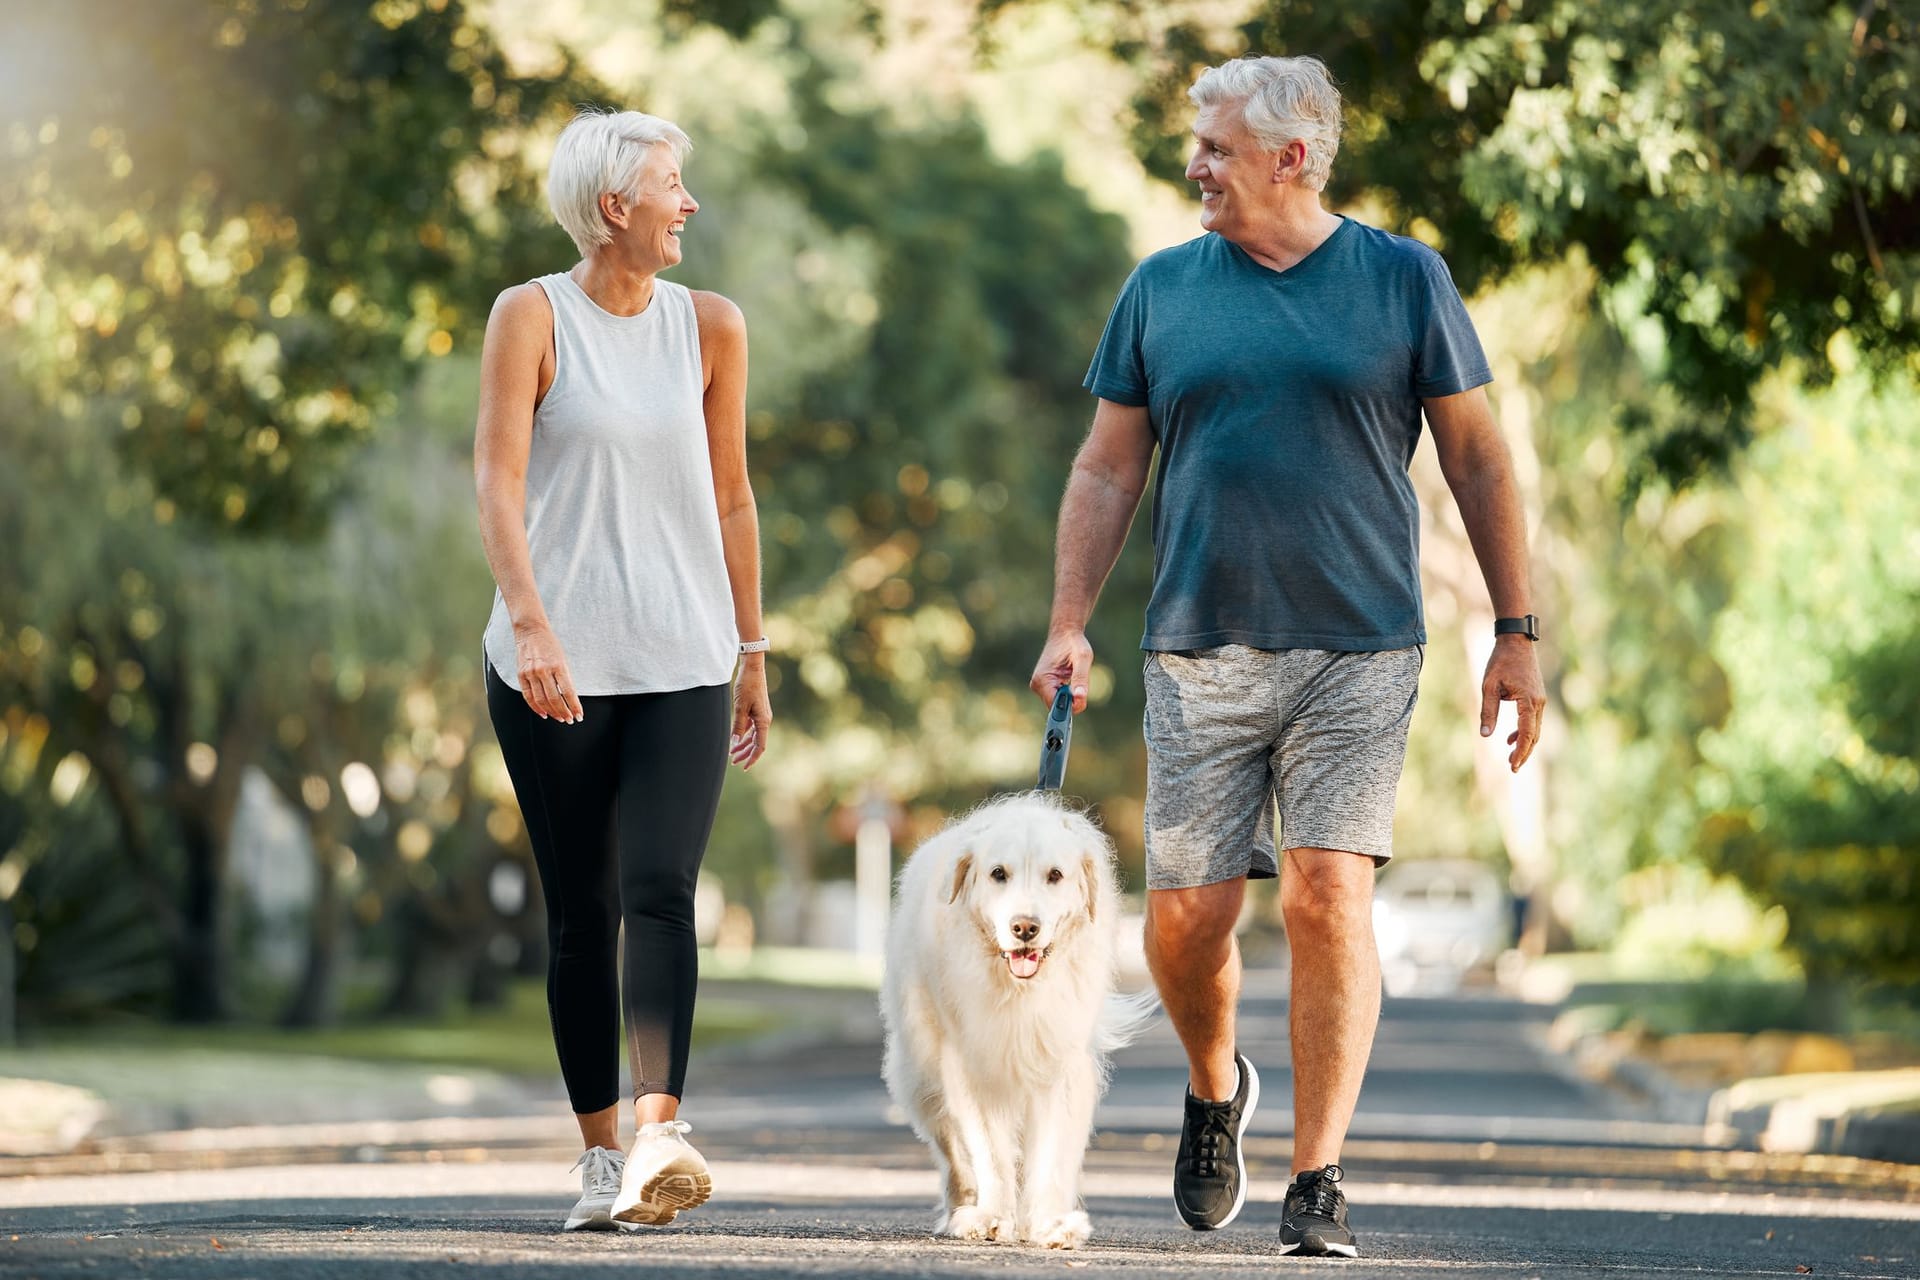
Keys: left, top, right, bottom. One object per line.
{"left": 1189, "top": 56, "right": 1343, "bottom": 192}
{"left": 547, "top": 108, "right": 693, "bottom": 256}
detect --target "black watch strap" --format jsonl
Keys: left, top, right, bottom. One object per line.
{"left": 1494, "top": 614, "right": 1540, "bottom": 641}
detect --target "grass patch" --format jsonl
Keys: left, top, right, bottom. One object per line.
{"left": 10, "top": 979, "right": 788, "bottom": 1079}
{"left": 697, "top": 945, "right": 883, "bottom": 990}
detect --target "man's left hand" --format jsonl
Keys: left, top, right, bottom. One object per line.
{"left": 1479, "top": 637, "right": 1546, "bottom": 772}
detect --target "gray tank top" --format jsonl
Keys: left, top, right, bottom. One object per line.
{"left": 484, "top": 272, "right": 737, "bottom": 695}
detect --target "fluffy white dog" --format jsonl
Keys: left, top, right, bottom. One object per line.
{"left": 881, "top": 792, "right": 1154, "bottom": 1249}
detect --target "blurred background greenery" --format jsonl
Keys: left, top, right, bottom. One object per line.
{"left": 0, "top": 0, "right": 1914, "bottom": 1049}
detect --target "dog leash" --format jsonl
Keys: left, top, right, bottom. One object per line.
{"left": 1035, "top": 684, "right": 1074, "bottom": 792}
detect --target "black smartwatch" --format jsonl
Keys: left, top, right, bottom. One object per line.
{"left": 1494, "top": 615, "right": 1540, "bottom": 642}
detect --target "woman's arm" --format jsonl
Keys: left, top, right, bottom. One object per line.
{"left": 473, "top": 283, "right": 583, "bottom": 724}
{"left": 693, "top": 289, "right": 770, "bottom": 768}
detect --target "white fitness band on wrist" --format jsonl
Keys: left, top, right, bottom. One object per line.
{"left": 738, "top": 638, "right": 770, "bottom": 654}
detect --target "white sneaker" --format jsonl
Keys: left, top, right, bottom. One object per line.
{"left": 565, "top": 1146, "right": 633, "bottom": 1231}
{"left": 610, "top": 1120, "right": 713, "bottom": 1226}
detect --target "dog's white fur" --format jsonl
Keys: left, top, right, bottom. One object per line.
{"left": 880, "top": 792, "right": 1154, "bottom": 1249}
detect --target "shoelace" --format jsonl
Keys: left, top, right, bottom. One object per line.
{"left": 1185, "top": 1101, "right": 1235, "bottom": 1179}
{"left": 572, "top": 1147, "right": 624, "bottom": 1195}
{"left": 1293, "top": 1164, "right": 1345, "bottom": 1219}
{"left": 638, "top": 1119, "right": 693, "bottom": 1140}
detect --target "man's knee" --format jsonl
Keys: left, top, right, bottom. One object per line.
{"left": 1280, "top": 848, "right": 1374, "bottom": 936}
{"left": 1146, "top": 882, "right": 1243, "bottom": 964}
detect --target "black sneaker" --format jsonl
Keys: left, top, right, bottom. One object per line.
{"left": 1172, "top": 1051, "right": 1259, "bottom": 1229}
{"left": 1279, "top": 1163, "right": 1359, "bottom": 1258}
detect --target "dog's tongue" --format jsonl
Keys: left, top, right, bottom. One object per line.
{"left": 1008, "top": 949, "right": 1042, "bottom": 979}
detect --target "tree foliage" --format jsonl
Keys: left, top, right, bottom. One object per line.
{"left": 1693, "top": 377, "right": 1920, "bottom": 991}
{"left": 2, "top": 0, "right": 583, "bottom": 534}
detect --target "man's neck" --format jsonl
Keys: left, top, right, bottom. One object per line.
{"left": 1223, "top": 199, "right": 1344, "bottom": 274}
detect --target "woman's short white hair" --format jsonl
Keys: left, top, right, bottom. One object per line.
{"left": 1189, "top": 56, "right": 1343, "bottom": 192}
{"left": 547, "top": 108, "right": 693, "bottom": 255}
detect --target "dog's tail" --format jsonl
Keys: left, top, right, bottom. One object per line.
{"left": 1094, "top": 988, "right": 1161, "bottom": 1055}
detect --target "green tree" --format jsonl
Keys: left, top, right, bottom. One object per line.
{"left": 1695, "top": 376, "right": 1920, "bottom": 997}
{"left": 3, "top": 0, "right": 583, "bottom": 531}
{"left": 1705, "top": 620, "right": 1920, "bottom": 995}
{"left": 0, "top": 0, "right": 587, "bottom": 1020}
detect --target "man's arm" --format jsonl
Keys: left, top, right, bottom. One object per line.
{"left": 1424, "top": 385, "right": 1547, "bottom": 772}
{"left": 1029, "top": 398, "right": 1157, "bottom": 712}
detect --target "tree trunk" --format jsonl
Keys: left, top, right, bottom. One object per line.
{"left": 380, "top": 900, "right": 451, "bottom": 1019}
{"left": 0, "top": 896, "right": 15, "bottom": 1046}
{"left": 280, "top": 837, "right": 346, "bottom": 1028}
{"left": 170, "top": 812, "right": 227, "bottom": 1023}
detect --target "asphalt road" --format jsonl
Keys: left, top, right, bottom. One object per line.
{"left": 5, "top": 973, "right": 1917, "bottom": 1279}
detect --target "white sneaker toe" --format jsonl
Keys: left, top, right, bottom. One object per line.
{"left": 564, "top": 1146, "right": 627, "bottom": 1232}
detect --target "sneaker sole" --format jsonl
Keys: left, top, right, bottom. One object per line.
{"left": 1175, "top": 1055, "right": 1261, "bottom": 1231}
{"left": 1280, "top": 1233, "right": 1359, "bottom": 1258}
{"left": 611, "top": 1170, "right": 712, "bottom": 1226}
{"left": 565, "top": 1211, "right": 643, "bottom": 1233}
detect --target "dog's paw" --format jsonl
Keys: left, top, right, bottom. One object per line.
{"left": 1029, "top": 1210, "right": 1091, "bottom": 1250}
{"left": 940, "top": 1205, "right": 1007, "bottom": 1241}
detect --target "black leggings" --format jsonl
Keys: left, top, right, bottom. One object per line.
{"left": 486, "top": 664, "right": 730, "bottom": 1110}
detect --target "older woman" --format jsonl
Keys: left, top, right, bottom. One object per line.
{"left": 474, "top": 107, "right": 771, "bottom": 1232}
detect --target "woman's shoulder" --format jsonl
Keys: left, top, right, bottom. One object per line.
{"left": 686, "top": 288, "right": 745, "bottom": 341}
{"left": 490, "top": 277, "right": 559, "bottom": 329}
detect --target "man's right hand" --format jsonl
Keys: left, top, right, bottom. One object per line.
{"left": 514, "top": 621, "right": 585, "bottom": 724}
{"left": 1029, "top": 629, "right": 1095, "bottom": 714}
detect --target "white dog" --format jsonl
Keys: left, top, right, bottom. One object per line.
{"left": 880, "top": 792, "right": 1154, "bottom": 1249}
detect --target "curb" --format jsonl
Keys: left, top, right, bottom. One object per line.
{"left": 1544, "top": 1018, "right": 1920, "bottom": 1165}
{"left": 1708, "top": 1069, "right": 1920, "bottom": 1162}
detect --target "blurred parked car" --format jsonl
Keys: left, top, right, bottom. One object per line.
{"left": 1372, "top": 858, "right": 1511, "bottom": 996}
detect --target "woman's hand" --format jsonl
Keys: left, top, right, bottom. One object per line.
{"left": 730, "top": 655, "right": 771, "bottom": 768}
{"left": 514, "top": 621, "right": 585, "bottom": 724}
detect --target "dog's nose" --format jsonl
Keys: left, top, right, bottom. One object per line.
{"left": 1011, "top": 915, "right": 1040, "bottom": 944}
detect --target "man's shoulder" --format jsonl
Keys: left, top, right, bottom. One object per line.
{"left": 1341, "top": 219, "right": 1452, "bottom": 280}
{"left": 1131, "top": 234, "right": 1223, "bottom": 283}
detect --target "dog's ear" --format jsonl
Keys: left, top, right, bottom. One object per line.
{"left": 947, "top": 852, "right": 974, "bottom": 905}
{"left": 1081, "top": 853, "right": 1100, "bottom": 921}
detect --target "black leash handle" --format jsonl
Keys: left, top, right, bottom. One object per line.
{"left": 1035, "top": 684, "right": 1074, "bottom": 791}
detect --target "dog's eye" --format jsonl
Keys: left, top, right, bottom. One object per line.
{"left": 1046, "top": 868, "right": 1064, "bottom": 884}
{"left": 990, "top": 866, "right": 1009, "bottom": 883}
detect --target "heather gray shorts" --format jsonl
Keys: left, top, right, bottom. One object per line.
{"left": 1142, "top": 644, "right": 1423, "bottom": 889}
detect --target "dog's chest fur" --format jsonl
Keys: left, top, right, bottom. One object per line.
{"left": 927, "top": 942, "right": 1105, "bottom": 1090}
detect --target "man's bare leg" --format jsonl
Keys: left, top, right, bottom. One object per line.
{"left": 1145, "top": 878, "right": 1245, "bottom": 1101}
{"left": 1280, "top": 846, "right": 1380, "bottom": 1173}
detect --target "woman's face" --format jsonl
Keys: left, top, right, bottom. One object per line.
{"left": 616, "top": 141, "right": 698, "bottom": 268}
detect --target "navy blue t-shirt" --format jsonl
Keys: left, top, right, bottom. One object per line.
{"left": 1085, "top": 219, "right": 1492, "bottom": 652}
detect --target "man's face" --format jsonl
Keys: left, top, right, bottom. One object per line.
{"left": 1185, "top": 101, "right": 1275, "bottom": 238}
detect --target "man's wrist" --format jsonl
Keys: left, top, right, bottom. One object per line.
{"left": 1493, "top": 614, "right": 1539, "bottom": 642}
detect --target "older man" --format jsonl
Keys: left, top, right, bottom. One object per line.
{"left": 1029, "top": 55, "right": 1546, "bottom": 1258}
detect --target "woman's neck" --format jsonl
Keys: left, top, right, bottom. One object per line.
{"left": 572, "top": 254, "right": 659, "bottom": 317}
